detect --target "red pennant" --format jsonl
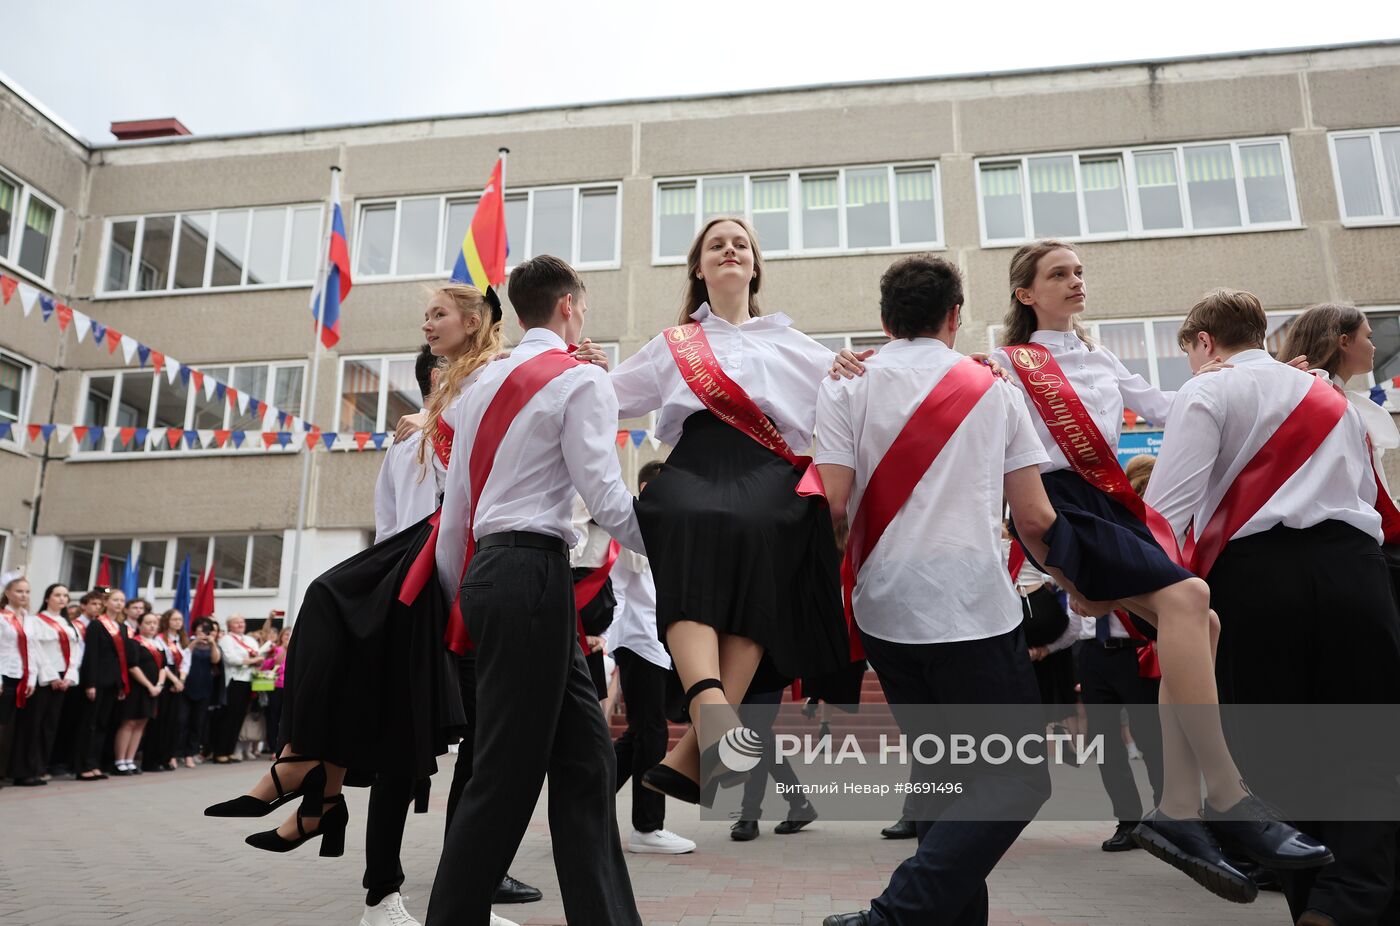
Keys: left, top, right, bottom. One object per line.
{"left": 55, "top": 303, "right": 73, "bottom": 331}
{"left": 1392, "top": 376, "right": 1400, "bottom": 389}
{"left": 73, "top": 425, "right": 89, "bottom": 443}
{"left": 119, "top": 427, "right": 136, "bottom": 447}
{"left": 262, "top": 431, "right": 278, "bottom": 448}
{"left": 151, "top": 351, "right": 165, "bottom": 374}
{"left": 227, "top": 388, "right": 240, "bottom": 410}
{"left": 307, "top": 426, "right": 321, "bottom": 449}
{"left": 616, "top": 429, "right": 628, "bottom": 448}
{"left": 166, "top": 427, "right": 184, "bottom": 449}
{"left": 0, "top": 275, "right": 15, "bottom": 304}
{"left": 213, "top": 430, "right": 231, "bottom": 448}
{"left": 354, "top": 432, "right": 370, "bottom": 451}
{"left": 107, "top": 329, "right": 123, "bottom": 355}
{"left": 27, "top": 424, "right": 42, "bottom": 442}
{"left": 191, "top": 370, "right": 205, "bottom": 391}
{"left": 1123, "top": 409, "right": 1138, "bottom": 429}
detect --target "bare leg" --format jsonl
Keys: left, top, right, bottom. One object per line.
{"left": 114, "top": 721, "right": 136, "bottom": 762}
{"left": 242, "top": 743, "right": 344, "bottom": 803}
{"left": 659, "top": 621, "right": 763, "bottom": 782}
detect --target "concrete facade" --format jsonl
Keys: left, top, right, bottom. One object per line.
{"left": 2, "top": 41, "right": 1399, "bottom": 613}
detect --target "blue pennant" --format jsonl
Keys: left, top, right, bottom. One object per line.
{"left": 179, "top": 365, "right": 191, "bottom": 386}
{"left": 40, "top": 424, "right": 56, "bottom": 440}
{"left": 322, "top": 433, "right": 337, "bottom": 450}
{"left": 134, "top": 427, "right": 149, "bottom": 446}
{"left": 91, "top": 322, "right": 107, "bottom": 344}
{"left": 231, "top": 431, "right": 247, "bottom": 448}
{"left": 0, "top": 423, "right": 11, "bottom": 441}
{"left": 276, "top": 431, "right": 292, "bottom": 448}
{"left": 137, "top": 344, "right": 151, "bottom": 367}
{"left": 39, "top": 294, "right": 55, "bottom": 321}
{"left": 184, "top": 429, "right": 199, "bottom": 447}
{"left": 371, "top": 432, "right": 388, "bottom": 450}
{"left": 215, "top": 382, "right": 227, "bottom": 402}
{"left": 630, "top": 429, "right": 647, "bottom": 447}
{"left": 1370, "top": 384, "right": 1387, "bottom": 406}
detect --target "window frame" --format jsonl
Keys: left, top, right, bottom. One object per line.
{"left": 651, "top": 161, "right": 945, "bottom": 265}
{"left": 95, "top": 202, "right": 326, "bottom": 298}
{"left": 808, "top": 331, "right": 890, "bottom": 353}
{"left": 1328, "top": 127, "right": 1400, "bottom": 227}
{"left": 974, "top": 136, "right": 1302, "bottom": 248}
{"left": 0, "top": 165, "right": 63, "bottom": 287}
{"left": 70, "top": 360, "right": 308, "bottom": 458}
{"left": 333, "top": 352, "right": 420, "bottom": 433}
{"left": 0, "top": 347, "right": 36, "bottom": 455}
{"left": 351, "top": 181, "right": 624, "bottom": 283}
{"left": 62, "top": 532, "right": 285, "bottom": 594}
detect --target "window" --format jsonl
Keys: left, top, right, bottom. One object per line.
{"left": 63, "top": 533, "right": 284, "bottom": 593}
{"left": 355, "top": 183, "right": 621, "bottom": 280}
{"left": 335, "top": 354, "right": 422, "bottom": 432}
{"left": 99, "top": 203, "right": 323, "bottom": 294}
{"left": 74, "top": 361, "right": 305, "bottom": 455}
{"left": 810, "top": 332, "right": 890, "bottom": 354}
{"left": 976, "top": 137, "right": 1299, "bottom": 246}
{"left": 0, "top": 166, "right": 62, "bottom": 283}
{"left": 0, "top": 529, "right": 9, "bottom": 573}
{"left": 654, "top": 162, "right": 943, "bottom": 261}
{"left": 1329, "top": 128, "right": 1400, "bottom": 225}
{"left": 0, "top": 349, "right": 35, "bottom": 447}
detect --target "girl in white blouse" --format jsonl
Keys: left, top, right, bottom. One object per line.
{"left": 1, "top": 573, "right": 37, "bottom": 784}
{"left": 12, "top": 584, "right": 81, "bottom": 783}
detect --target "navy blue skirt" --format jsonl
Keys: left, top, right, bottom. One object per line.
{"left": 1013, "top": 469, "right": 1192, "bottom": 602}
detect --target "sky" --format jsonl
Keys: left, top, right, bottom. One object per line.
{"left": 4, "top": 1, "right": 1394, "bottom": 142}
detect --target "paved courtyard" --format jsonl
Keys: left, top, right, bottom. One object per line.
{"left": 0, "top": 757, "right": 1289, "bottom": 925}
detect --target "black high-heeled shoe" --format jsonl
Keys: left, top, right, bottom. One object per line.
{"left": 245, "top": 794, "right": 348, "bottom": 857}
{"left": 204, "top": 756, "right": 325, "bottom": 818}
{"left": 642, "top": 678, "right": 757, "bottom": 808}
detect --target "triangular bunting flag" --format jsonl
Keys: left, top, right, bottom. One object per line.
{"left": 615, "top": 429, "right": 628, "bottom": 448}
{"left": 73, "top": 311, "right": 91, "bottom": 343}
{"left": 137, "top": 344, "right": 151, "bottom": 367}
{"left": 371, "top": 432, "right": 387, "bottom": 450}
{"left": 321, "top": 433, "right": 337, "bottom": 450}
{"left": 39, "top": 424, "right": 55, "bottom": 441}
{"left": 165, "top": 358, "right": 180, "bottom": 385}
{"left": 354, "top": 432, "right": 370, "bottom": 451}
{"left": 27, "top": 424, "right": 43, "bottom": 442}
{"left": 196, "top": 371, "right": 210, "bottom": 397}
{"left": 231, "top": 431, "right": 246, "bottom": 448}
{"left": 151, "top": 351, "right": 165, "bottom": 375}
{"left": 120, "top": 337, "right": 138, "bottom": 365}
{"left": 91, "top": 321, "right": 107, "bottom": 344}
{"left": 630, "top": 429, "right": 646, "bottom": 447}
{"left": 133, "top": 427, "right": 149, "bottom": 447}
{"left": 179, "top": 364, "right": 192, "bottom": 387}
{"left": 0, "top": 423, "right": 11, "bottom": 441}
{"left": 216, "top": 382, "right": 227, "bottom": 402}
{"left": 56, "top": 303, "right": 73, "bottom": 331}
{"left": 306, "top": 426, "right": 321, "bottom": 448}
{"left": 212, "top": 430, "right": 230, "bottom": 448}
{"left": 166, "top": 427, "right": 184, "bottom": 449}
{"left": 55, "top": 425, "right": 71, "bottom": 443}
{"left": 1370, "top": 384, "right": 1387, "bottom": 406}
{"left": 197, "top": 429, "right": 214, "bottom": 448}
{"left": 119, "top": 427, "right": 136, "bottom": 448}
{"left": 262, "top": 431, "right": 278, "bottom": 448}
{"left": 39, "top": 294, "right": 55, "bottom": 322}
{"left": 73, "top": 425, "right": 89, "bottom": 444}
{"left": 236, "top": 390, "right": 249, "bottom": 415}
{"left": 107, "top": 329, "right": 123, "bottom": 355}
{"left": 277, "top": 411, "right": 289, "bottom": 428}
{"left": 0, "top": 275, "right": 15, "bottom": 303}
{"left": 184, "top": 429, "right": 199, "bottom": 447}
{"left": 17, "top": 283, "right": 39, "bottom": 316}
{"left": 276, "top": 431, "right": 292, "bottom": 448}
{"left": 1123, "top": 409, "right": 1139, "bottom": 429}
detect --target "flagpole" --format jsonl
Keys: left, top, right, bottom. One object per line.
{"left": 286, "top": 166, "right": 340, "bottom": 624}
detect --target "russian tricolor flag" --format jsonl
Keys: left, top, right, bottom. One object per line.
{"left": 311, "top": 170, "right": 353, "bottom": 348}
{"left": 452, "top": 157, "right": 508, "bottom": 290}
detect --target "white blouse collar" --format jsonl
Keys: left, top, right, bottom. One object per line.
{"left": 690, "top": 302, "right": 793, "bottom": 331}
{"left": 1029, "top": 328, "right": 1085, "bottom": 350}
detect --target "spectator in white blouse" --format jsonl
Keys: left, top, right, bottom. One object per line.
{"left": 213, "top": 614, "right": 268, "bottom": 764}
{"left": 11, "top": 583, "right": 81, "bottom": 784}
{"left": 1, "top": 573, "right": 38, "bottom": 785}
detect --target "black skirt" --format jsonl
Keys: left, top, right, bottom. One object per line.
{"left": 1014, "top": 469, "right": 1193, "bottom": 603}
{"left": 120, "top": 684, "right": 156, "bottom": 721}
{"left": 800, "top": 660, "right": 869, "bottom": 710}
{"left": 635, "top": 411, "right": 849, "bottom": 690}
{"left": 280, "top": 514, "right": 467, "bottom": 784}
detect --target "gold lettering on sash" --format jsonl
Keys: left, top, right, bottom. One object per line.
{"left": 666, "top": 324, "right": 786, "bottom": 453}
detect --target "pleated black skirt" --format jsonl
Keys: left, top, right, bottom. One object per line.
{"left": 635, "top": 411, "right": 849, "bottom": 689}
{"left": 280, "top": 514, "right": 467, "bottom": 784}
{"left": 120, "top": 685, "right": 156, "bottom": 721}
{"left": 1014, "top": 469, "right": 1193, "bottom": 603}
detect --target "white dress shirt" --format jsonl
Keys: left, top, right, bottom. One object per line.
{"left": 1337, "top": 374, "right": 1400, "bottom": 494}
{"left": 991, "top": 329, "right": 1175, "bottom": 474}
{"left": 0, "top": 609, "right": 37, "bottom": 685}
{"left": 815, "top": 338, "right": 1050, "bottom": 645}
{"left": 156, "top": 634, "right": 190, "bottom": 680}
{"left": 374, "top": 431, "right": 440, "bottom": 543}
{"left": 218, "top": 633, "right": 268, "bottom": 685}
{"left": 30, "top": 611, "right": 81, "bottom": 686}
{"left": 436, "top": 328, "right": 644, "bottom": 600}
{"left": 1145, "top": 350, "right": 1381, "bottom": 545}
{"left": 570, "top": 497, "right": 616, "bottom": 569}
{"left": 605, "top": 548, "right": 671, "bottom": 670}
{"left": 610, "top": 303, "right": 835, "bottom": 451}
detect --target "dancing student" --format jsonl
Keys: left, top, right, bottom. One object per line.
{"left": 818, "top": 255, "right": 1068, "bottom": 926}
{"left": 426, "top": 256, "right": 644, "bottom": 926}
{"left": 178, "top": 618, "right": 220, "bottom": 768}
{"left": 609, "top": 216, "right": 856, "bottom": 805}
{"left": 1, "top": 573, "right": 36, "bottom": 785}
{"left": 113, "top": 610, "right": 171, "bottom": 775}
{"left": 74, "top": 589, "right": 128, "bottom": 781}
{"left": 990, "top": 242, "right": 1328, "bottom": 903}
{"left": 143, "top": 609, "right": 188, "bottom": 772}
{"left": 608, "top": 459, "right": 698, "bottom": 855}
{"left": 213, "top": 614, "right": 267, "bottom": 764}
{"left": 1148, "top": 290, "right": 1400, "bottom": 926}
{"left": 11, "top": 583, "right": 79, "bottom": 785}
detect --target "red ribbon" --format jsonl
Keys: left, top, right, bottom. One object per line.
{"left": 1007, "top": 539, "right": 1028, "bottom": 582}
{"left": 1367, "top": 436, "right": 1400, "bottom": 545}
{"left": 574, "top": 539, "right": 621, "bottom": 654}
{"left": 842, "top": 359, "right": 995, "bottom": 661}
{"left": 1182, "top": 375, "right": 1348, "bottom": 577}
{"left": 131, "top": 634, "right": 165, "bottom": 677}
{"left": 2, "top": 610, "right": 29, "bottom": 708}
{"left": 1005, "top": 344, "right": 1182, "bottom": 562}
{"left": 95, "top": 615, "right": 130, "bottom": 697}
{"left": 34, "top": 612, "right": 72, "bottom": 676}
{"left": 664, "top": 323, "right": 825, "bottom": 498}
{"left": 163, "top": 634, "right": 184, "bottom": 672}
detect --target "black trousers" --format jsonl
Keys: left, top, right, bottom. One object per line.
{"left": 445, "top": 652, "right": 477, "bottom": 829}
{"left": 1075, "top": 640, "right": 1163, "bottom": 823}
{"left": 215, "top": 680, "right": 252, "bottom": 756}
{"left": 612, "top": 647, "right": 669, "bottom": 833}
{"left": 860, "top": 626, "right": 1050, "bottom": 926}
{"left": 0, "top": 676, "right": 19, "bottom": 778}
{"left": 364, "top": 772, "right": 416, "bottom": 905}
{"left": 50, "top": 686, "right": 85, "bottom": 770}
{"left": 10, "top": 684, "right": 64, "bottom": 780}
{"left": 178, "top": 695, "right": 210, "bottom": 758}
{"left": 426, "top": 543, "right": 640, "bottom": 926}
{"left": 1211, "top": 521, "right": 1400, "bottom": 926}
{"left": 739, "top": 686, "right": 806, "bottom": 821}
{"left": 264, "top": 689, "right": 284, "bottom": 754}
{"left": 75, "top": 685, "right": 118, "bottom": 771}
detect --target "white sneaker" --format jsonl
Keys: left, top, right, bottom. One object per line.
{"left": 490, "top": 914, "right": 519, "bottom": 926}
{"left": 628, "top": 828, "right": 697, "bottom": 854}
{"left": 359, "top": 892, "right": 421, "bottom": 926}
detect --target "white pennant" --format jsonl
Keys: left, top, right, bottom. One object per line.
{"left": 73, "top": 311, "right": 92, "bottom": 343}
{"left": 236, "top": 391, "right": 250, "bottom": 415}
{"left": 290, "top": 417, "right": 303, "bottom": 433}
{"left": 104, "top": 426, "right": 119, "bottom": 440}
{"left": 203, "top": 375, "right": 217, "bottom": 401}
{"left": 120, "top": 337, "right": 138, "bottom": 365}
{"left": 197, "top": 429, "right": 214, "bottom": 448}
{"left": 17, "top": 283, "right": 39, "bottom": 316}
{"left": 55, "top": 425, "right": 71, "bottom": 443}
{"left": 165, "top": 358, "right": 181, "bottom": 385}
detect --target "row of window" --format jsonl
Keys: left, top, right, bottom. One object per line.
{"left": 63, "top": 533, "right": 284, "bottom": 594}
{"left": 0, "top": 167, "right": 60, "bottom": 283}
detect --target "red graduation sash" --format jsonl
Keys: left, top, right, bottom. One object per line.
{"left": 397, "top": 419, "right": 457, "bottom": 608}
{"left": 1005, "top": 343, "right": 1182, "bottom": 562}
{"left": 1182, "top": 375, "right": 1349, "bottom": 577}
{"left": 432, "top": 419, "right": 454, "bottom": 469}
{"left": 442, "top": 349, "right": 583, "bottom": 656}
{"left": 162, "top": 634, "right": 184, "bottom": 672}
{"left": 841, "top": 359, "right": 996, "bottom": 660}
{"left": 1007, "top": 539, "right": 1028, "bottom": 582}
{"left": 35, "top": 612, "right": 72, "bottom": 676}
{"left": 1366, "top": 436, "right": 1400, "bottom": 545}
{"left": 132, "top": 633, "right": 165, "bottom": 675}
{"left": 2, "top": 610, "right": 29, "bottom": 707}
{"left": 96, "top": 615, "right": 130, "bottom": 696}
{"left": 574, "top": 539, "right": 620, "bottom": 654}
{"left": 664, "top": 323, "right": 825, "bottom": 498}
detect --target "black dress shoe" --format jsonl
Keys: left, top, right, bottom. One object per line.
{"left": 880, "top": 818, "right": 916, "bottom": 839}
{"left": 493, "top": 874, "right": 542, "bottom": 904}
{"left": 1204, "top": 793, "right": 1334, "bottom": 871}
{"left": 1132, "top": 810, "right": 1258, "bottom": 903}
{"left": 730, "top": 819, "right": 759, "bottom": 841}
{"left": 775, "top": 799, "right": 818, "bottom": 835}
{"left": 14, "top": 777, "right": 48, "bottom": 787}
{"left": 1102, "top": 821, "right": 1138, "bottom": 852}
{"left": 823, "top": 912, "right": 871, "bottom": 925}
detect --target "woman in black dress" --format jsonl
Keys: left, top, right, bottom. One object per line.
{"left": 114, "top": 611, "right": 170, "bottom": 775}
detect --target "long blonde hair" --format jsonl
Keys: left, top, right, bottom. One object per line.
{"left": 418, "top": 284, "right": 505, "bottom": 469}
{"left": 677, "top": 216, "right": 765, "bottom": 325}
{"left": 999, "top": 239, "right": 1094, "bottom": 348}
